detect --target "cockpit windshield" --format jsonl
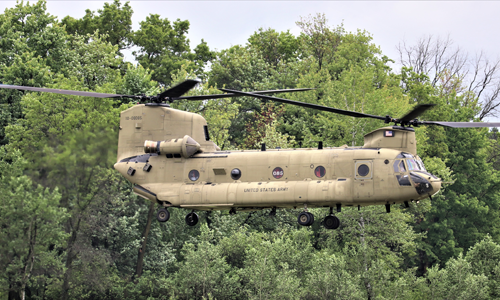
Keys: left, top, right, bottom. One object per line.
{"left": 406, "top": 158, "right": 426, "bottom": 171}
{"left": 395, "top": 153, "right": 427, "bottom": 172}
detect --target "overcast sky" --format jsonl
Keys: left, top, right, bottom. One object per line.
{"left": 1, "top": 0, "right": 499, "bottom": 67}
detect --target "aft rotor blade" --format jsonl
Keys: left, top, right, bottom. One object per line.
{"left": 158, "top": 79, "right": 201, "bottom": 99}
{"left": 0, "top": 84, "right": 138, "bottom": 99}
{"left": 219, "top": 88, "right": 387, "bottom": 121}
{"left": 420, "top": 121, "right": 500, "bottom": 128}
{"left": 173, "top": 88, "right": 314, "bottom": 101}
{"left": 399, "top": 104, "right": 436, "bottom": 123}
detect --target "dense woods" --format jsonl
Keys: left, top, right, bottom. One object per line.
{"left": 2, "top": 1, "right": 500, "bottom": 299}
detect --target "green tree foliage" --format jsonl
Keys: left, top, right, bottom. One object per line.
{"left": 61, "top": 0, "right": 133, "bottom": 50}
{"left": 403, "top": 68, "right": 500, "bottom": 268}
{"left": 281, "top": 16, "right": 409, "bottom": 148}
{"left": 132, "top": 14, "right": 215, "bottom": 86}
{"left": 0, "top": 0, "right": 66, "bottom": 145}
{"left": 465, "top": 235, "right": 500, "bottom": 298}
{"left": 248, "top": 27, "right": 300, "bottom": 67}
{"left": 0, "top": 148, "right": 68, "bottom": 300}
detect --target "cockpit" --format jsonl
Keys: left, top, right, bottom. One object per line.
{"left": 393, "top": 152, "right": 426, "bottom": 171}
{"left": 393, "top": 152, "right": 438, "bottom": 196}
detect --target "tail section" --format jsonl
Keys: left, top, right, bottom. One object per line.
{"left": 117, "top": 104, "right": 218, "bottom": 162}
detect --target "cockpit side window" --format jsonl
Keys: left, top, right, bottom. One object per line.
{"left": 393, "top": 160, "right": 406, "bottom": 173}
{"left": 396, "top": 174, "right": 411, "bottom": 186}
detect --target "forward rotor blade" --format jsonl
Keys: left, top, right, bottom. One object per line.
{"left": 158, "top": 79, "right": 201, "bottom": 99}
{"left": 173, "top": 88, "right": 314, "bottom": 101}
{"left": 0, "top": 84, "right": 138, "bottom": 99}
{"left": 399, "top": 104, "right": 436, "bottom": 123}
{"left": 420, "top": 121, "right": 500, "bottom": 128}
{"left": 219, "top": 88, "right": 387, "bottom": 121}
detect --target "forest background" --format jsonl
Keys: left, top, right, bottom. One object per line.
{"left": 2, "top": 1, "right": 500, "bottom": 299}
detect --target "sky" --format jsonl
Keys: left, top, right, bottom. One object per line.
{"left": 0, "top": 0, "right": 498, "bottom": 67}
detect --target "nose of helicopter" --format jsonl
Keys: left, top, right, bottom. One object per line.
{"left": 430, "top": 178, "right": 442, "bottom": 194}
{"left": 410, "top": 171, "right": 442, "bottom": 197}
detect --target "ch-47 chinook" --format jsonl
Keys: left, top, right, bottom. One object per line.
{"left": 3, "top": 79, "right": 500, "bottom": 230}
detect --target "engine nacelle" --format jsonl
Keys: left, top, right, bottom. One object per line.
{"left": 144, "top": 135, "right": 201, "bottom": 158}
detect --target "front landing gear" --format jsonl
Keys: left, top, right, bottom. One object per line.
{"left": 157, "top": 208, "right": 170, "bottom": 222}
{"left": 298, "top": 211, "right": 314, "bottom": 226}
{"left": 185, "top": 212, "right": 199, "bottom": 226}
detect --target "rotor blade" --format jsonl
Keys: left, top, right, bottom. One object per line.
{"left": 0, "top": 84, "right": 139, "bottom": 99}
{"left": 420, "top": 121, "right": 500, "bottom": 128}
{"left": 173, "top": 88, "right": 314, "bottom": 101}
{"left": 399, "top": 104, "right": 436, "bottom": 123}
{"left": 158, "top": 79, "right": 201, "bottom": 99}
{"left": 219, "top": 88, "right": 387, "bottom": 121}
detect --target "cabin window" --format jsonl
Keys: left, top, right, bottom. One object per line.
{"left": 188, "top": 170, "right": 200, "bottom": 181}
{"left": 315, "top": 166, "right": 326, "bottom": 178}
{"left": 358, "top": 164, "right": 370, "bottom": 177}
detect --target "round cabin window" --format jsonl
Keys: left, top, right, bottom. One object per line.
{"left": 188, "top": 169, "right": 200, "bottom": 181}
{"left": 358, "top": 164, "right": 370, "bottom": 177}
{"left": 315, "top": 166, "right": 326, "bottom": 178}
{"left": 231, "top": 168, "right": 241, "bottom": 180}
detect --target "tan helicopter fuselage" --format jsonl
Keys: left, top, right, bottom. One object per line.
{"left": 114, "top": 105, "right": 441, "bottom": 211}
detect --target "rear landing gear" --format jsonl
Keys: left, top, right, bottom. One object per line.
{"left": 322, "top": 207, "right": 340, "bottom": 230}
{"left": 297, "top": 211, "right": 314, "bottom": 226}
{"left": 323, "top": 215, "right": 340, "bottom": 229}
{"left": 157, "top": 208, "right": 170, "bottom": 222}
{"left": 185, "top": 212, "right": 199, "bottom": 226}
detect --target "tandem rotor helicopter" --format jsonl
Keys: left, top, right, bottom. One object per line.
{"left": 3, "top": 79, "right": 500, "bottom": 229}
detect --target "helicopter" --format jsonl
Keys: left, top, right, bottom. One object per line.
{"left": 2, "top": 79, "right": 500, "bottom": 230}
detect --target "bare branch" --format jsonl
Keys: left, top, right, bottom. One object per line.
{"left": 398, "top": 35, "right": 500, "bottom": 119}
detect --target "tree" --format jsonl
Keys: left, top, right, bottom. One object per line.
{"left": 305, "top": 251, "right": 365, "bottom": 299}
{"left": 0, "top": 148, "right": 67, "bottom": 300}
{"left": 248, "top": 28, "right": 300, "bottom": 67}
{"left": 318, "top": 206, "right": 423, "bottom": 298}
{"left": 0, "top": 0, "right": 67, "bottom": 145}
{"left": 402, "top": 66, "right": 500, "bottom": 268}
{"left": 61, "top": 0, "right": 133, "bottom": 50}
{"left": 465, "top": 235, "right": 500, "bottom": 298}
{"left": 133, "top": 14, "right": 214, "bottom": 86}
{"left": 296, "top": 13, "right": 343, "bottom": 71}
{"left": 172, "top": 225, "right": 240, "bottom": 299}
{"left": 397, "top": 35, "right": 500, "bottom": 119}
{"left": 425, "top": 255, "right": 489, "bottom": 300}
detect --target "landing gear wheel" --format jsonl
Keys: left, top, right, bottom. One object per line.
{"left": 298, "top": 212, "right": 314, "bottom": 226}
{"left": 323, "top": 215, "right": 340, "bottom": 229}
{"left": 306, "top": 212, "right": 314, "bottom": 226}
{"left": 185, "top": 212, "right": 199, "bottom": 226}
{"left": 157, "top": 208, "right": 170, "bottom": 222}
